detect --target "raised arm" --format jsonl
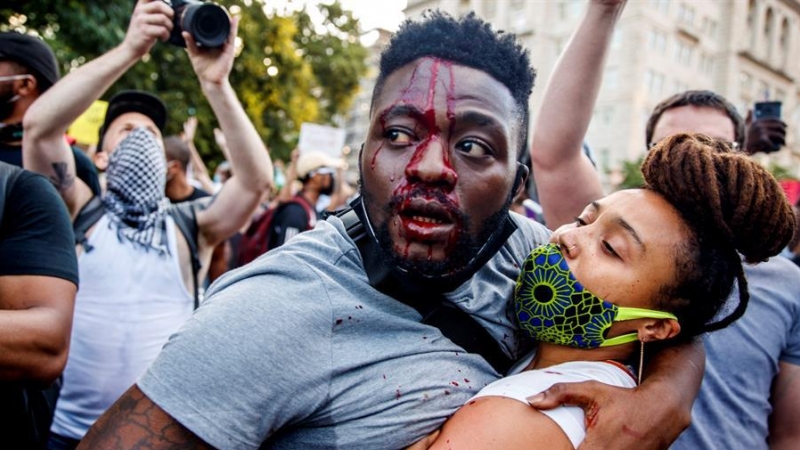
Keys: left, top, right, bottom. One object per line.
{"left": 530, "top": 0, "right": 625, "bottom": 229}
{"left": 188, "top": 18, "right": 273, "bottom": 249}
{"left": 22, "top": 0, "right": 173, "bottom": 217}
{"left": 276, "top": 148, "right": 300, "bottom": 203}
{"left": 529, "top": 340, "right": 704, "bottom": 449}
{"left": 182, "top": 116, "right": 216, "bottom": 194}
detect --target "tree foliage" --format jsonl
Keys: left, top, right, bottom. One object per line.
{"left": 615, "top": 156, "right": 645, "bottom": 191}
{"left": 0, "top": 0, "right": 367, "bottom": 166}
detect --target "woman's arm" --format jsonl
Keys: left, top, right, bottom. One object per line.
{"left": 421, "top": 397, "right": 573, "bottom": 450}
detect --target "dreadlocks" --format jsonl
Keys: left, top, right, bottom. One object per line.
{"left": 642, "top": 133, "right": 795, "bottom": 339}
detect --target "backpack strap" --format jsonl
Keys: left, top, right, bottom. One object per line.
{"left": 73, "top": 196, "right": 105, "bottom": 252}
{"left": 291, "top": 194, "right": 318, "bottom": 229}
{"left": 72, "top": 195, "right": 202, "bottom": 309}
{"left": 336, "top": 198, "right": 515, "bottom": 375}
{"left": 168, "top": 202, "right": 201, "bottom": 310}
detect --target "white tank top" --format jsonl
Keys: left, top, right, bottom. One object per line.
{"left": 51, "top": 214, "right": 193, "bottom": 439}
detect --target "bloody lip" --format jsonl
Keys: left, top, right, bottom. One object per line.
{"left": 396, "top": 198, "right": 459, "bottom": 243}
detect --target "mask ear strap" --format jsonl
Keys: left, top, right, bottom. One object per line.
{"left": 600, "top": 307, "right": 679, "bottom": 347}
{"left": 599, "top": 332, "right": 639, "bottom": 347}
{"left": 615, "top": 307, "right": 678, "bottom": 322}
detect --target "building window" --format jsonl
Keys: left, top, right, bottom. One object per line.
{"left": 740, "top": 71, "right": 753, "bottom": 95}
{"left": 674, "top": 41, "right": 693, "bottom": 66}
{"left": 779, "top": 18, "right": 790, "bottom": 69}
{"left": 678, "top": 3, "right": 695, "bottom": 26}
{"left": 747, "top": 0, "right": 757, "bottom": 50}
{"left": 757, "top": 79, "right": 770, "bottom": 100}
{"left": 764, "top": 8, "right": 775, "bottom": 61}
{"left": 701, "top": 17, "right": 718, "bottom": 40}
{"left": 645, "top": 69, "right": 664, "bottom": 97}
{"left": 652, "top": 0, "right": 670, "bottom": 14}
{"left": 649, "top": 29, "right": 667, "bottom": 54}
{"left": 699, "top": 53, "right": 714, "bottom": 75}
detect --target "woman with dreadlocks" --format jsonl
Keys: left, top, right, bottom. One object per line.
{"left": 411, "top": 133, "right": 795, "bottom": 450}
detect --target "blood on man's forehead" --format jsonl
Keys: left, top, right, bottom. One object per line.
{"left": 377, "top": 58, "right": 511, "bottom": 128}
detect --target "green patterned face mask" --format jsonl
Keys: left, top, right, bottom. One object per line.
{"left": 515, "top": 243, "right": 678, "bottom": 349}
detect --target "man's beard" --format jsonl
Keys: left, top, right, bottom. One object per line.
{"left": 0, "top": 85, "right": 18, "bottom": 123}
{"left": 367, "top": 186, "right": 514, "bottom": 278}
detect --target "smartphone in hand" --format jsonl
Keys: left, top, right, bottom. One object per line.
{"left": 754, "top": 101, "right": 782, "bottom": 120}
{"left": 749, "top": 101, "right": 784, "bottom": 153}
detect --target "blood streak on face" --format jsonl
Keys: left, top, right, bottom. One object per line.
{"left": 361, "top": 56, "right": 519, "bottom": 274}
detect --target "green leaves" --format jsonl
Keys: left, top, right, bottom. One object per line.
{"left": 1, "top": 0, "right": 367, "bottom": 169}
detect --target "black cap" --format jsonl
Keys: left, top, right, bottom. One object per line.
{"left": 0, "top": 32, "right": 60, "bottom": 91}
{"left": 98, "top": 90, "right": 168, "bottom": 151}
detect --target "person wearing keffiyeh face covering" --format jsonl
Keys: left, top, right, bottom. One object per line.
{"left": 103, "top": 127, "right": 171, "bottom": 254}
{"left": 21, "top": 0, "right": 273, "bottom": 446}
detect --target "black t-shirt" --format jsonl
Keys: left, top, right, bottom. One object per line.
{"left": 268, "top": 197, "right": 318, "bottom": 250}
{"left": 0, "top": 164, "right": 79, "bottom": 447}
{"left": 0, "top": 167, "right": 79, "bottom": 284}
{"left": 171, "top": 186, "right": 211, "bottom": 204}
{"left": 0, "top": 142, "right": 102, "bottom": 197}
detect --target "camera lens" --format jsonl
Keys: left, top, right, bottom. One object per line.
{"left": 183, "top": 3, "right": 230, "bottom": 48}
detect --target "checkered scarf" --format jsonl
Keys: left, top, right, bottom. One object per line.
{"left": 102, "top": 127, "right": 170, "bottom": 254}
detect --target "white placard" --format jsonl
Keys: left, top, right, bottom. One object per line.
{"left": 298, "top": 123, "right": 347, "bottom": 159}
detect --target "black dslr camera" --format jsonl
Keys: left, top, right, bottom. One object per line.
{"left": 167, "top": 0, "right": 230, "bottom": 48}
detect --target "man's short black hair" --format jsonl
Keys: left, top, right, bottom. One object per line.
{"left": 646, "top": 90, "right": 745, "bottom": 149}
{"left": 373, "top": 11, "right": 536, "bottom": 161}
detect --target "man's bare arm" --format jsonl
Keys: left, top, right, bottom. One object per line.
{"left": 188, "top": 19, "right": 273, "bottom": 249}
{"left": 529, "top": 340, "right": 704, "bottom": 449}
{"left": 530, "top": 0, "right": 626, "bottom": 229}
{"left": 78, "top": 385, "right": 213, "bottom": 450}
{"left": 768, "top": 362, "right": 800, "bottom": 450}
{"left": 22, "top": 0, "right": 174, "bottom": 217}
{"left": 0, "top": 275, "right": 76, "bottom": 384}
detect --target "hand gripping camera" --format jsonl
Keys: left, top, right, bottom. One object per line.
{"left": 167, "top": 0, "right": 231, "bottom": 48}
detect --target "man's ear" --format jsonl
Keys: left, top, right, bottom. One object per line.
{"left": 638, "top": 318, "right": 681, "bottom": 343}
{"left": 166, "top": 160, "right": 180, "bottom": 179}
{"left": 17, "top": 75, "right": 37, "bottom": 98}
{"left": 513, "top": 162, "right": 529, "bottom": 198}
{"left": 93, "top": 151, "right": 109, "bottom": 171}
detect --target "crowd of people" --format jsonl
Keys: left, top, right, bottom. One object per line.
{"left": 1, "top": 0, "right": 798, "bottom": 449}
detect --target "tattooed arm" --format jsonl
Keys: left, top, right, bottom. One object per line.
{"left": 78, "top": 385, "right": 213, "bottom": 450}
{"left": 22, "top": 0, "right": 174, "bottom": 217}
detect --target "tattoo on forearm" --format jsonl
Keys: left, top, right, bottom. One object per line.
{"left": 79, "top": 387, "right": 212, "bottom": 450}
{"left": 50, "top": 162, "right": 75, "bottom": 192}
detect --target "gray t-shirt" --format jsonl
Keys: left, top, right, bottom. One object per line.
{"left": 139, "top": 213, "right": 550, "bottom": 449}
{"left": 672, "top": 256, "right": 800, "bottom": 449}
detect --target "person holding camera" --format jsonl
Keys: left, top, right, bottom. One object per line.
{"left": 22, "top": 1, "right": 272, "bottom": 448}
